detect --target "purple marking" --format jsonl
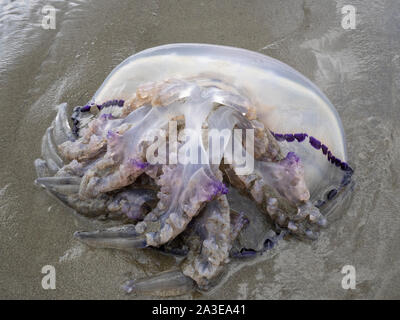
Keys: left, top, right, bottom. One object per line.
{"left": 294, "top": 133, "right": 306, "bottom": 142}
{"left": 118, "top": 99, "right": 125, "bottom": 107}
{"left": 284, "top": 134, "right": 295, "bottom": 142}
{"left": 321, "top": 144, "right": 328, "bottom": 155}
{"left": 285, "top": 151, "right": 300, "bottom": 163}
{"left": 107, "top": 130, "right": 117, "bottom": 139}
{"left": 274, "top": 133, "right": 285, "bottom": 141}
{"left": 334, "top": 158, "right": 342, "bottom": 167}
{"left": 101, "top": 113, "right": 113, "bottom": 120}
{"left": 330, "top": 155, "right": 336, "bottom": 164}
{"left": 309, "top": 136, "right": 321, "bottom": 150}
{"left": 341, "top": 162, "right": 348, "bottom": 171}
{"left": 327, "top": 151, "right": 332, "bottom": 161}
{"left": 81, "top": 105, "right": 91, "bottom": 112}
{"left": 129, "top": 158, "right": 149, "bottom": 170}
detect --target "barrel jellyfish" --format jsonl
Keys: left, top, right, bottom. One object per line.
{"left": 35, "top": 44, "right": 354, "bottom": 296}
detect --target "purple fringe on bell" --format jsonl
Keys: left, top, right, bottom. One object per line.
{"left": 284, "top": 134, "right": 295, "bottom": 142}
{"left": 106, "top": 130, "right": 116, "bottom": 140}
{"left": 101, "top": 113, "right": 113, "bottom": 120}
{"left": 294, "top": 133, "right": 307, "bottom": 142}
{"left": 270, "top": 130, "right": 352, "bottom": 173}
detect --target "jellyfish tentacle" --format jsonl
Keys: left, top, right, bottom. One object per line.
{"left": 270, "top": 130, "right": 353, "bottom": 172}
{"left": 229, "top": 210, "right": 249, "bottom": 243}
{"left": 140, "top": 164, "right": 228, "bottom": 247}
{"left": 74, "top": 225, "right": 147, "bottom": 250}
{"left": 181, "top": 196, "right": 231, "bottom": 289}
{"left": 58, "top": 114, "right": 111, "bottom": 162}
{"left": 35, "top": 176, "right": 81, "bottom": 195}
{"left": 74, "top": 164, "right": 228, "bottom": 249}
{"left": 224, "top": 146, "right": 325, "bottom": 239}
{"left": 36, "top": 161, "right": 158, "bottom": 220}
{"left": 123, "top": 270, "right": 195, "bottom": 297}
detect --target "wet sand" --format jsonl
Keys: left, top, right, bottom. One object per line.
{"left": 1, "top": 0, "right": 400, "bottom": 299}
